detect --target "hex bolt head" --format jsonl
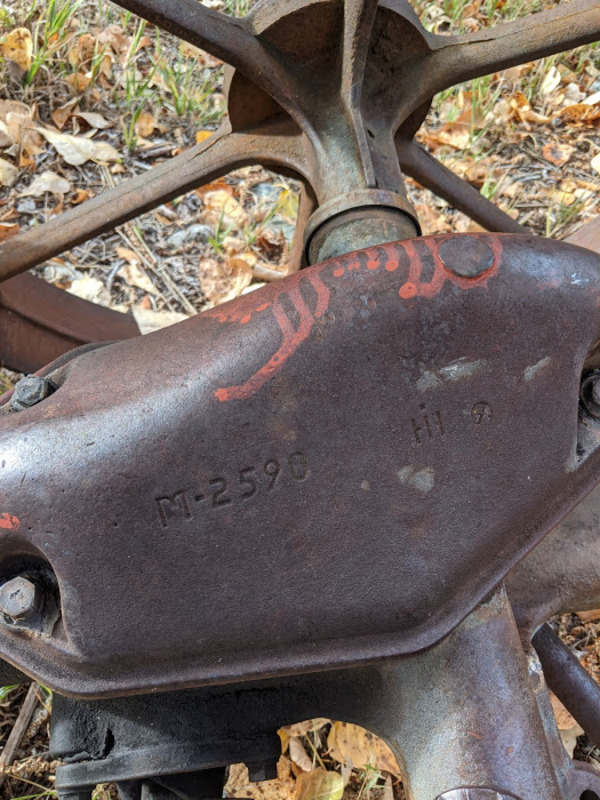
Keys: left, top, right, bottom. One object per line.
{"left": 438, "top": 235, "right": 494, "bottom": 278}
{"left": 11, "top": 375, "right": 55, "bottom": 412}
{"left": 0, "top": 577, "right": 41, "bottom": 624}
{"left": 592, "top": 378, "right": 600, "bottom": 408}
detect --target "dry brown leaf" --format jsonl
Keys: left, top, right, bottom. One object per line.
{"left": 20, "top": 170, "right": 71, "bottom": 197}
{"left": 550, "top": 693, "right": 583, "bottom": 757}
{"left": 65, "top": 72, "right": 90, "bottom": 92}
{"left": 52, "top": 99, "right": 79, "bottom": 130}
{"left": 225, "top": 759, "right": 296, "bottom": 800}
{"left": 510, "top": 93, "right": 550, "bottom": 125}
{"left": 72, "top": 188, "right": 94, "bottom": 204}
{"left": 67, "top": 276, "right": 112, "bottom": 307}
{"left": 201, "top": 193, "right": 249, "bottom": 230}
{"left": 558, "top": 103, "right": 600, "bottom": 125}
{"left": 196, "top": 180, "right": 233, "bottom": 201}
{"left": 296, "top": 768, "right": 344, "bottom": 800}
{"left": 280, "top": 719, "right": 330, "bottom": 740}
{"left": 135, "top": 112, "right": 158, "bottom": 138}
{"left": 414, "top": 202, "right": 448, "bottom": 236}
{"left": 67, "top": 33, "right": 97, "bottom": 68}
{"left": 98, "top": 24, "right": 133, "bottom": 58}
{"left": 542, "top": 142, "right": 574, "bottom": 167}
{"left": 0, "top": 223, "right": 20, "bottom": 242}
{"left": 288, "top": 737, "right": 313, "bottom": 773}
{"left": 200, "top": 256, "right": 252, "bottom": 307}
{"left": 465, "top": 162, "right": 489, "bottom": 187}
{"left": 327, "top": 722, "right": 401, "bottom": 778}
{"left": 0, "top": 102, "right": 42, "bottom": 157}
{"left": 576, "top": 608, "right": 600, "bottom": 622}
{"left": 76, "top": 111, "right": 110, "bottom": 130}
{"left": 0, "top": 157, "right": 18, "bottom": 187}
{"left": 0, "top": 28, "right": 33, "bottom": 72}
{"left": 253, "top": 262, "right": 287, "bottom": 282}
{"left": 37, "top": 127, "right": 120, "bottom": 166}
{"left": 132, "top": 306, "right": 189, "bottom": 334}
{"left": 117, "top": 261, "right": 159, "bottom": 296}
{"left": 0, "top": 120, "right": 14, "bottom": 148}
{"left": 0, "top": 99, "right": 31, "bottom": 122}
{"left": 51, "top": 195, "right": 65, "bottom": 215}
{"left": 64, "top": 73, "right": 100, "bottom": 99}
{"left": 540, "top": 65, "right": 561, "bottom": 99}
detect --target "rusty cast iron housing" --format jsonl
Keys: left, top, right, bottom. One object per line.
{"left": 1, "top": 233, "right": 600, "bottom": 697}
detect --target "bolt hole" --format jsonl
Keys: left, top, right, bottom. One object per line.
{"left": 581, "top": 791, "right": 600, "bottom": 800}
{"left": 367, "top": 129, "right": 375, "bottom": 139}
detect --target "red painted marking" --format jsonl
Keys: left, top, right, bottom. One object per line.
{"left": 399, "top": 282, "right": 417, "bottom": 299}
{"left": 0, "top": 514, "right": 20, "bottom": 532}
{"left": 213, "top": 272, "right": 331, "bottom": 402}
{"left": 211, "top": 235, "right": 503, "bottom": 402}
{"left": 397, "top": 236, "right": 502, "bottom": 300}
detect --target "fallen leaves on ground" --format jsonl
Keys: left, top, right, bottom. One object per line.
{"left": 0, "top": 28, "right": 33, "bottom": 72}
{"left": 37, "top": 126, "right": 121, "bottom": 166}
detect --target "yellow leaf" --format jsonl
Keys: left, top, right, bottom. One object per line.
{"left": 0, "top": 28, "right": 33, "bottom": 72}
{"left": 225, "top": 759, "right": 296, "bottom": 800}
{"left": 196, "top": 130, "right": 213, "bottom": 144}
{"left": 296, "top": 769, "right": 344, "bottom": 800}
{"left": 327, "top": 722, "right": 401, "bottom": 778}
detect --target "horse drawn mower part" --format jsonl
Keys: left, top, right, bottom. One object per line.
{"left": 0, "top": 1, "right": 600, "bottom": 799}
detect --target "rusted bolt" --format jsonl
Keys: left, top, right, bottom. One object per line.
{"left": 435, "top": 789, "right": 523, "bottom": 800}
{"left": 11, "top": 375, "right": 55, "bottom": 412}
{"left": 438, "top": 236, "right": 494, "bottom": 278}
{"left": 592, "top": 378, "right": 600, "bottom": 408}
{"left": 581, "top": 372, "right": 600, "bottom": 419}
{"left": 0, "top": 577, "right": 41, "bottom": 624}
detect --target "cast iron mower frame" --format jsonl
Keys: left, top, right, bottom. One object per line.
{"left": 1, "top": 2, "right": 600, "bottom": 800}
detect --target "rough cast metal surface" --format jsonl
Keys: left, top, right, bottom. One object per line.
{"left": 1, "top": 233, "right": 600, "bottom": 697}
{"left": 50, "top": 589, "right": 582, "bottom": 800}
{"left": 0, "top": 273, "right": 139, "bottom": 374}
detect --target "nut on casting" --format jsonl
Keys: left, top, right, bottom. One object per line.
{"left": 0, "top": 576, "right": 42, "bottom": 627}
{"left": 11, "top": 375, "right": 56, "bottom": 412}
{"left": 580, "top": 371, "right": 600, "bottom": 419}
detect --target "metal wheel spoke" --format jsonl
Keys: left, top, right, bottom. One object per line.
{"left": 0, "top": 125, "right": 308, "bottom": 283}
{"left": 339, "top": 0, "right": 379, "bottom": 185}
{"left": 396, "top": 137, "right": 525, "bottom": 234}
{"left": 565, "top": 215, "right": 600, "bottom": 254}
{"left": 109, "top": 0, "right": 311, "bottom": 131}
{"left": 429, "top": 0, "right": 600, "bottom": 94}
